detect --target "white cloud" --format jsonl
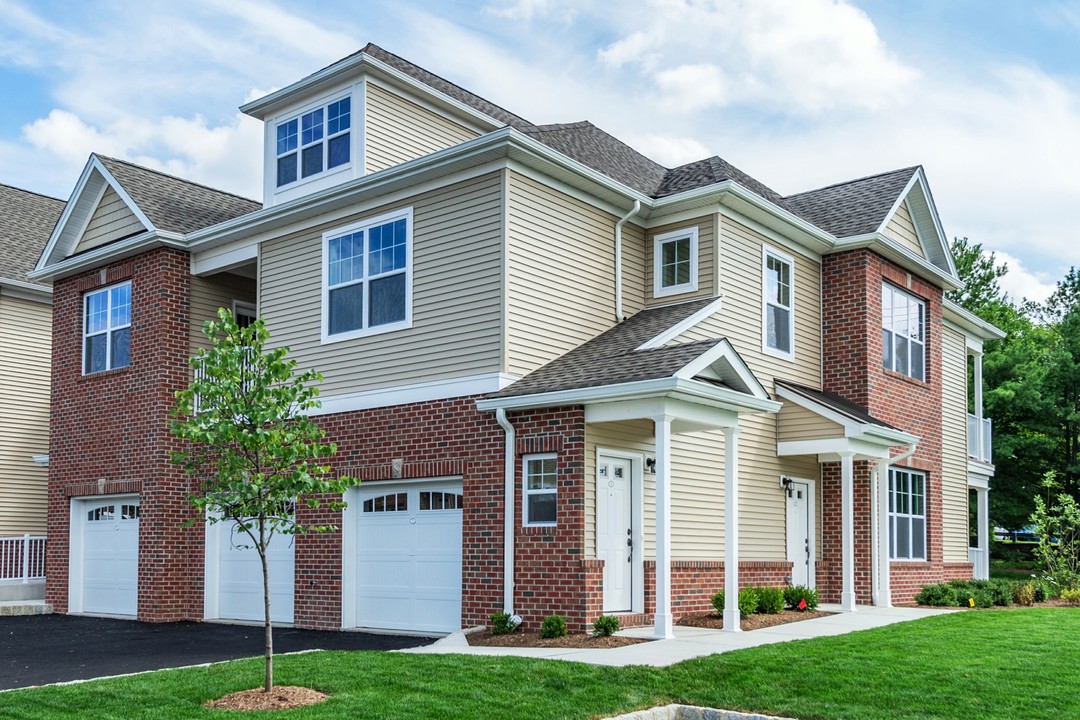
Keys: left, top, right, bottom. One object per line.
{"left": 483, "top": 0, "right": 582, "bottom": 22}
{"left": 996, "top": 251, "right": 1058, "bottom": 305}
{"left": 623, "top": 133, "right": 712, "bottom": 167}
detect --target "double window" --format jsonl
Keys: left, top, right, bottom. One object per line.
{"left": 882, "top": 283, "right": 925, "bottom": 381}
{"left": 276, "top": 96, "right": 351, "bottom": 187}
{"left": 653, "top": 227, "right": 698, "bottom": 298}
{"left": 889, "top": 468, "right": 926, "bottom": 560}
{"left": 323, "top": 209, "right": 412, "bottom": 341}
{"left": 763, "top": 247, "right": 794, "bottom": 358}
{"left": 523, "top": 454, "right": 557, "bottom": 526}
{"left": 83, "top": 281, "right": 131, "bottom": 374}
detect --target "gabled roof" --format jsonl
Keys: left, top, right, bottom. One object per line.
{"left": 784, "top": 167, "right": 918, "bottom": 238}
{"left": 0, "top": 184, "right": 64, "bottom": 287}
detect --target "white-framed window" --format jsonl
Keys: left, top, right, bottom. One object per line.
{"left": 83, "top": 281, "right": 131, "bottom": 374}
{"left": 762, "top": 246, "right": 794, "bottom": 358}
{"left": 322, "top": 208, "right": 413, "bottom": 342}
{"left": 653, "top": 227, "right": 698, "bottom": 298}
{"left": 882, "top": 283, "right": 926, "bottom": 381}
{"left": 275, "top": 95, "right": 351, "bottom": 188}
{"left": 889, "top": 467, "right": 926, "bottom": 560}
{"left": 523, "top": 453, "right": 557, "bottom": 527}
{"left": 232, "top": 300, "right": 257, "bottom": 329}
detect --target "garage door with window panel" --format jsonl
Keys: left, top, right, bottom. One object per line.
{"left": 72, "top": 497, "right": 139, "bottom": 616}
{"left": 347, "top": 480, "right": 463, "bottom": 633}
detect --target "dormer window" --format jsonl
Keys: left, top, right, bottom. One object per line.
{"left": 276, "top": 96, "right": 351, "bottom": 187}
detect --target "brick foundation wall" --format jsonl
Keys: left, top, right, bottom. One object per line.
{"left": 642, "top": 560, "right": 793, "bottom": 618}
{"left": 46, "top": 248, "right": 203, "bottom": 622}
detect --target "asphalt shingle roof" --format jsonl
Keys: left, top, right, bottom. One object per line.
{"left": 491, "top": 299, "right": 720, "bottom": 398}
{"left": 784, "top": 167, "right": 918, "bottom": 238}
{"left": 522, "top": 122, "right": 667, "bottom": 196}
{"left": 0, "top": 184, "right": 65, "bottom": 286}
{"left": 775, "top": 379, "right": 898, "bottom": 431}
{"left": 96, "top": 156, "right": 261, "bottom": 235}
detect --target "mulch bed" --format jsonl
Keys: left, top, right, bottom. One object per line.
{"left": 466, "top": 630, "right": 648, "bottom": 648}
{"left": 205, "top": 686, "right": 329, "bottom": 711}
{"left": 678, "top": 609, "right": 833, "bottom": 631}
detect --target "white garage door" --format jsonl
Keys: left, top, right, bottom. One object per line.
{"left": 75, "top": 497, "right": 139, "bottom": 616}
{"left": 207, "top": 520, "right": 295, "bottom": 624}
{"left": 352, "top": 480, "right": 463, "bottom": 633}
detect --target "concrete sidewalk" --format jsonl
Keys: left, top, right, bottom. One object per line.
{"left": 401, "top": 604, "right": 958, "bottom": 667}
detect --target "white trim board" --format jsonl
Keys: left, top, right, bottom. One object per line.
{"left": 313, "top": 372, "right": 518, "bottom": 416}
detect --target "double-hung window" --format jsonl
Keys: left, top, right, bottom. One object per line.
{"left": 83, "top": 281, "right": 131, "bottom": 374}
{"left": 882, "top": 283, "right": 925, "bottom": 381}
{"left": 323, "top": 209, "right": 412, "bottom": 341}
{"left": 523, "top": 454, "right": 557, "bottom": 526}
{"left": 276, "top": 96, "right": 351, "bottom": 187}
{"left": 653, "top": 227, "right": 698, "bottom": 298}
{"left": 763, "top": 247, "right": 794, "bottom": 358}
{"left": 889, "top": 467, "right": 926, "bottom": 560}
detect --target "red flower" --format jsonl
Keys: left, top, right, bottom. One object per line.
{"left": 798, "top": 598, "right": 808, "bottom": 610}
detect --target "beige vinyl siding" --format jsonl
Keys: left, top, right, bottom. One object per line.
{"left": 0, "top": 295, "right": 51, "bottom": 535}
{"left": 189, "top": 273, "right": 257, "bottom": 357}
{"left": 74, "top": 186, "right": 145, "bottom": 255}
{"left": 941, "top": 326, "right": 970, "bottom": 562}
{"left": 364, "top": 82, "right": 479, "bottom": 174}
{"left": 621, "top": 223, "right": 647, "bottom": 318}
{"left": 645, "top": 216, "right": 715, "bottom": 305}
{"left": 884, "top": 201, "right": 924, "bottom": 258}
{"left": 778, "top": 403, "right": 844, "bottom": 443}
{"left": 505, "top": 171, "right": 624, "bottom": 377}
{"left": 260, "top": 172, "right": 503, "bottom": 396}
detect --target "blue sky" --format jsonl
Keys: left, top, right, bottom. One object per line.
{"left": 1, "top": 0, "right": 1077, "bottom": 302}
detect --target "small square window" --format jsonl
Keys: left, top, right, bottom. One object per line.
{"left": 653, "top": 227, "right": 699, "bottom": 298}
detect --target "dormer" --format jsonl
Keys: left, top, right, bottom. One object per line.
{"left": 241, "top": 44, "right": 525, "bottom": 208}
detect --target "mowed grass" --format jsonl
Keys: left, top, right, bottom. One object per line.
{"left": 4, "top": 610, "right": 1078, "bottom": 720}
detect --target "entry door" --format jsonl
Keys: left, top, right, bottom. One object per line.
{"left": 597, "top": 456, "right": 633, "bottom": 612}
{"left": 786, "top": 481, "right": 812, "bottom": 587}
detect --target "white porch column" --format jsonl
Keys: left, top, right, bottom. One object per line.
{"left": 875, "top": 459, "right": 892, "bottom": 607}
{"left": 977, "top": 486, "right": 990, "bottom": 580}
{"left": 653, "top": 415, "right": 674, "bottom": 639}
{"left": 973, "top": 352, "right": 985, "bottom": 459}
{"left": 722, "top": 425, "right": 741, "bottom": 633}
{"left": 840, "top": 451, "right": 857, "bottom": 612}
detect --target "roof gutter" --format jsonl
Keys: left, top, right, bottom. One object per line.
{"left": 26, "top": 230, "right": 186, "bottom": 283}
{"left": 834, "top": 233, "right": 962, "bottom": 291}
{"left": 614, "top": 200, "right": 640, "bottom": 323}
{"left": 943, "top": 298, "right": 1005, "bottom": 340}
{"left": 0, "top": 278, "right": 52, "bottom": 302}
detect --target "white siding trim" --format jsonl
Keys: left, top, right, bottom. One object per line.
{"left": 311, "top": 372, "right": 518, "bottom": 416}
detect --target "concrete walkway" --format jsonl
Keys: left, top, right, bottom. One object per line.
{"left": 402, "top": 604, "right": 958, "bottom": 667}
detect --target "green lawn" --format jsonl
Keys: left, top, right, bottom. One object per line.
{"left": 5, "top": 610, "right": 1078, "bottom": 720}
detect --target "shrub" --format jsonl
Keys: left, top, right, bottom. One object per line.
{"left": 989, "top": 580, "right": 1013, "bottom": 606}
{"left": 971, "top": 588, "right": 994, "bottom": 608}
{"left": 1030, "top": 471, "right": 1080, "bottom": 591}
{"left": 540, "top": 614, "right": 567, "bottom": 639}
{"left": 1061, "top": 588, "right": 1080, "bottom": 606}
{"left": 710, "top": 590, "right": 725, "bottom": 614}
{"left": 756, "top": 586, "right": 785, "bottom": 614}
{"left": 915, "top": 583, "right": 957, "bottom": 607}
{"left": 784, "top": 585, "right": 819, "bottom": 611}
{"left": 1014, "top": 582, "right": 1036, "bottom": 607}
{"left": 1033, "top": 582, "right": 1049, "bottom": 603}
{"left": 490, "top": 612, "right": 519, "bottom": 635}
{"left": 592, "top": 615, "right": 620, "bottom": 637}
{"left": 738, "top": 587, "right": 760, "bottom": 617}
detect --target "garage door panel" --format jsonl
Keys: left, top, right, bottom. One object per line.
{"left": 74, "top": 497, "right": 139, "bottom": 617}
{"left": 212, "top": 521, "right": 295, "bottom": 623}
{"left": 356, "top": 556, "right": 412, "bottom": 589}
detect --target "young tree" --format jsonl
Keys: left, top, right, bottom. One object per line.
{"left": 171, "top": 309, "right": 351, "bottom": 692}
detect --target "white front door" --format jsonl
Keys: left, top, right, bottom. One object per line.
{"left": 75, "top": 497, "right": 140, "bottom": 616}
{"left": 597, "top": 456, "right": 633, "bottom": 612}
{"left": 786, "top": 480, "right": 813, "bottom": 587}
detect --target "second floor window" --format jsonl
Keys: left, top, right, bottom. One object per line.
{"left": 84, "top": 281, "right": 131, "bottom": 374}
{"left": 882, "top": 283, "right": 925, "bottom": 381}
{"left": 889, "top": 467, "right": 926, "bottom": 560}
{"left": 653, "top": 227, "right": 698, "bottom": 298}
{"left": 323, "top": 210, "right": 412, "bottom": 341}
{"left": 763, "top": 247, "right": 794, "bottom": 357}
{"left": 276, "top": 96, "right": 351, "bottom": 187}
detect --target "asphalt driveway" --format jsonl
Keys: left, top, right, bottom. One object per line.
{"left": 0, "top": 614, "right": 435, "bottom": 690}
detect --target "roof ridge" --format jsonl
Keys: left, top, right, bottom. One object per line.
{"left": 526, "top": 121, "right": 593, "bottom": 132}
{"left": 94, "top": 154, "right": 260, "bottom": 206}
{"left": 786, "top": 166, "right": 920, "bottom": 199}
{"left": 0, "top": 182, "right": 66, "bottom": 204}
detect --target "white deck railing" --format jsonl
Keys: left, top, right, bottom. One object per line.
{"left": 967, "top": 414, "right": 993, "bottom": 463}
{"left": 0, "top": 535, "right": 46, "bottom": 583}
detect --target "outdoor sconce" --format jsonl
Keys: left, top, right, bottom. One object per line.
{"left": 645, "top": 457, "right": 656, "bottom": 474}
{"left": 779, "top": 475, "right": 794, "bottom": 497}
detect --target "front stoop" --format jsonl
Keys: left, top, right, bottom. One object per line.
{"left": 611, "top": 612, "right": 653, "bottom": 629}
{"left": 0, "top": 601, "right": 53, "bottom": 616}
{"left": 605, "top": 704, "right": 796, "bottom": 720}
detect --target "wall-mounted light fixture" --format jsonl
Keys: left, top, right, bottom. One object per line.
{"left": 645, "top": 457, "right": 656, "bottom": 474}
{"left": 779, "top": 475, "right": 794, "bottom": 497}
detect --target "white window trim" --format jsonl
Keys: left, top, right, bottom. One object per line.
{"left": 653, "top": 227, "right": 699, "bottom": 299}
{"left": 321, "top": 207, "right": 414, "bottom": 344}
{"left": 761, "top": 245, "right": 795, "bottom": 361}
{"left": 889, "top": 467, "right": 926, "bottom": 561}
{"left": 274, "top": 92, "right": 354, "bottom": 191}
{"left": 82, "top": 280, "right": 131, "bottom": 375}
{"left": 232, "top": 300, "right": 257, "bottom": 326}
{"left": 522, "top": 453, "right": 557, "bottom": 528}
{"left": 882, "top": 282, "right": 926, "bottom": 381}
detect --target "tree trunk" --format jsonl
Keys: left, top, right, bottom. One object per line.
{"left": 260, "top": 520, "right": 273, "bottom": 692}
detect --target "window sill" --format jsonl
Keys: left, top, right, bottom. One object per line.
{"left": 889, "top": 559, "right": 930, "bottom": 567}
{"left": 518, "top": 524, "right": 557, "bottom": 536}
{"left": 78, "top": 366, "right": 131, "bottom": 381}
{"left": 762, "top": 345, "right": 795, "bottom": 362}
{"left": 882, "top": 367, "right": 929, "bottom": 387}
{"left": 321, "top": 319, "right": 413, "bottom": 345}
{"left": 653, "top": 284, "right": 698, "bottom": 300}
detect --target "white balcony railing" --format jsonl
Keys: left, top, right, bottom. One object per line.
{"left": 967, "top": 414, "right": 993, "bottom": 463}
{"left": 968, "top": 546, "right": 988, "bottom": 580}
{"left": 0, "top": 535, "right": 46, "bottom": 583}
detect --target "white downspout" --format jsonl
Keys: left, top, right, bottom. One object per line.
{"left": 614, "top": 200, "right": 640, "bottom": 323}
{"left": 873, "top": 442, "right": 918, "bottom": 607}
{"left": 495, "top": 408, "right": 516, "bottom": 614}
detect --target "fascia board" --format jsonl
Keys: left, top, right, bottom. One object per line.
{"left": 674, "top": 339, "right": 772, "bottom": 401}
{"left": 873, "top": 169, "right": 921, "bottom": 236}
{"left": 671, "top": 378, "right": 780, "bottom": 414}
{"left": 34, "top": 158, "right": 99, "bottom": 274}
{"left": 833, "top": 233, "right": 962, "bottom": 291}
{"left": 913, "top": 167, "right": 958, "bottom": 277}
{"left": 943, "top": 298, "right": 1006, "bottom": 340}
{"left": 859, "top": 424, "right": 919, "bottom": 446}
{"left": 0, "top": 279, "right": 52, "bottom": 303}
{"left": 636, "top": 296, "right": 726, "bottom": 350}
{"left": 27, "top": 230, "right": 186, "bottom": 282}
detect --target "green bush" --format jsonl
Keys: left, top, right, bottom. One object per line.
{"left": 971, "top": 588, "right": 995, "bottom": 608}
{"left": 1033, "top": 582, "right": 1049, "bottom": 603}
{"left": 1061, "top": 588, "right": 1080, "bottom": 606}
{"left": 1013, "top": 582, "right": 1036, "bottom": 606}
{"left": 756, "top": 586, "right": 785, "bottom": 614}
{"left": 989, "top": 580, "right": 1013, "bottom": 606}
{"left": 490, "top": 612, "right": 518, "bottom": 635}
{"left": 592, "top": 615, "right": 620, "bottom": 637}
{"left": 784, "top": 585, "right": 819, "bottom": 611}
{"left": 738, "top": 587, "right": 760, "bottom": 617}
{"left": 540, "top": 614, "right": 567, "bottom": 639}
{"left": 710, "top": 590, "right": 725, "bottom": 614}
{"left": 915, "top": 583, "right": 958, "bottom": 607}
